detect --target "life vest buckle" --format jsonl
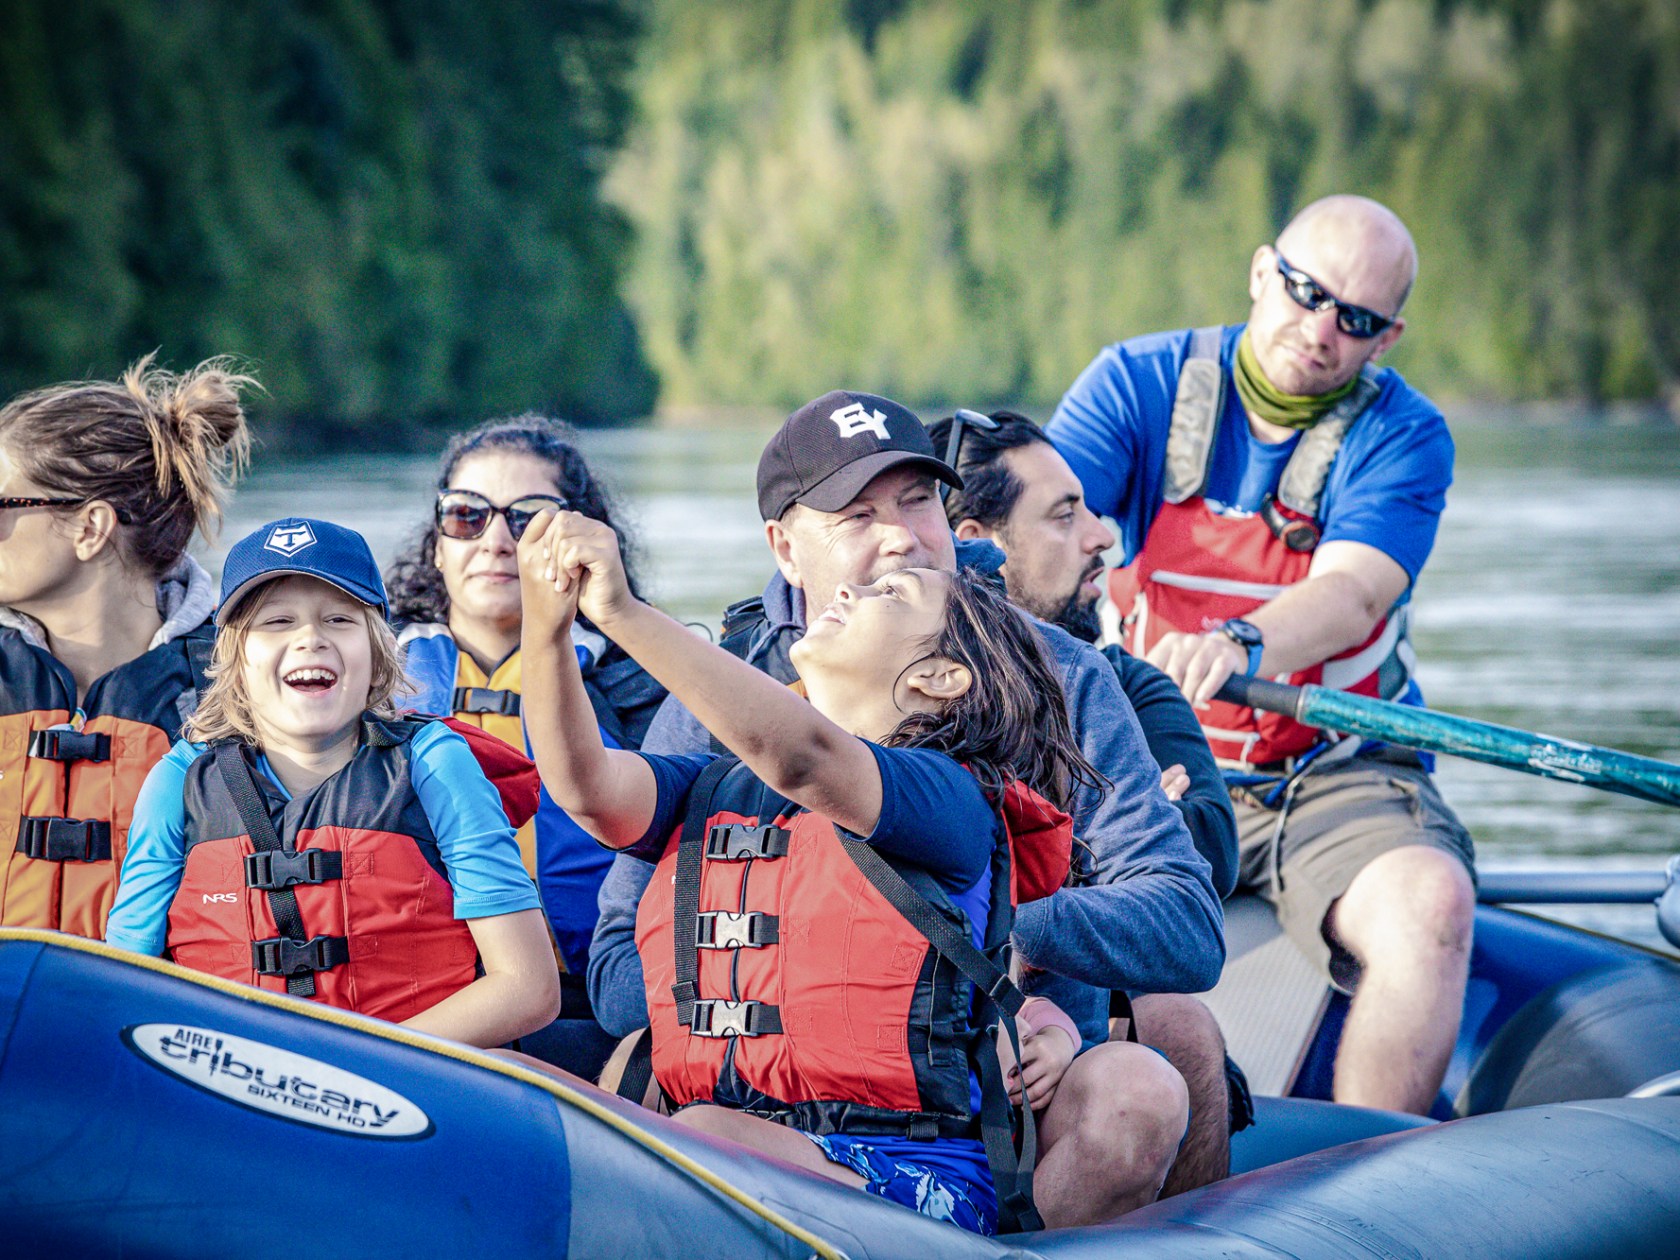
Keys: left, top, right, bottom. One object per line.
{"left": 689, "top": 998, "right": 783, "bottom": 1038}
{"left": 251, "top": 933, "right": 351, "bottom": 978}
{"left": 452, "top": 686, "right": 522, "bottom": 717}
{"left": 704, "top": 822, "right": 790, "bottom": 861}
{"left": 26, "top": 728, "right": 111, "bottom": 763}
{"left": 245, "top": 847, "right": 345, "bottom": 891}
{"left": 695, "top": 910, "right": 779, "bottom": 949}
{"left": 16, "top": 816, "right": 112, "bottom": 862}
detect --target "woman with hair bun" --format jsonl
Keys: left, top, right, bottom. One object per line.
{"left": 0, "top": 353, "right": 252, "bottom": 937}
{"left": 386, "top": 414, "right": 665, "bottom": 1077}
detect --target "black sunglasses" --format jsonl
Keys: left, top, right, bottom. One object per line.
{"left": 1274, "top": 251, "right": 1395, "bottom": 339}
{"left": 939, "top": 408, "right": 1000, "bottom": 504}
{"left": 435, "top": 490, "right": 567, "bottom": 541}
{"left": 0, "top": 496, "right": 83, "bottom": 512}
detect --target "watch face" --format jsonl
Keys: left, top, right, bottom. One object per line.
{"left": 1221, "top": 619, "right": 1262, "bottom": 647}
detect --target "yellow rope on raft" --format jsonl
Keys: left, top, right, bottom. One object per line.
{"left": 0, "top": 928, "right": 849, "bottom": 1260}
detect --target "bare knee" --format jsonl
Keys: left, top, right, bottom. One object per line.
{"left": 1058, "top": 1042, "right": 1188, "bottom": 1157}
{"left": 1334, "top": 846, "right": 1475, "bottom": 964}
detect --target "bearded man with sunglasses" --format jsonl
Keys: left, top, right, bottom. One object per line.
{"left": 1049, "top": 195, "right": 1475, "bottom": 1117}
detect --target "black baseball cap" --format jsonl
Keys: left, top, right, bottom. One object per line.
{"left": 756, "top": 389, "right": 963, "bottom": 521}
{"left": 217, "top": 517, "right": 389, "bottom": 625}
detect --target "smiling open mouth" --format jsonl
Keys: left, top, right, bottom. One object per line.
{"left": 283, "top": 667, "right": 339, "bottom": 692}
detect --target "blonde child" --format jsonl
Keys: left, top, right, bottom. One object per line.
{"left": 107, "top": 517, "right": 557, "bottom": 1048}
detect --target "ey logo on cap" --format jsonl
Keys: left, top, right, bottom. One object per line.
{"left": 265, "top": 522, "right": 316, "bottom": 556}
{"left": 830, "top": 401, "right": 891, "bottom": 441}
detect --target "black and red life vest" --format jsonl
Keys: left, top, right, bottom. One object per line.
{"left": 166, "top": 717, "right": 479, "bottom": 1023}
{"left": 0, "top": 624, "right": 211, "bottom": 937}
{"left": 1106, "top": 325, "right": 1417, "bottom": 767}
{"left": 637, "top": 756, "right": 1072, "bottom": 1138}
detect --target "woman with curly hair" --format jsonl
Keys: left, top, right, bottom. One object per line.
{"left": 385, "top": 415, "right": 665, "bottom": 1075}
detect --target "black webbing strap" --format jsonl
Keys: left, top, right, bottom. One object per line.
{"left": 833, "top": 830, "right": 1042, "bottom": 1233}
{"left": 214, "top": 745, "right": 345, "bottom": 999}
{"left": 973, "top": 1020, "right": 1043, "bottom": 1234}
{"left": 671, "top": 757, "right": 735, "bottom": 1027}
{"left": 1108, "top": 989, "right": 1140, "bottom": 1043}
{"left": 184, "top": 629, "right": 215, "bottom": 701}
{"left": 613, "top": 1028, "right": 657, "bottom": 1103}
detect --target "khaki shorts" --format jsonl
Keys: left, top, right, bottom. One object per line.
{"left": 1233, "top": 752, "right": 1475, "bottom": 993}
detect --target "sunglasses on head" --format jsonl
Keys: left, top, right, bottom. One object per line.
{"left": 1274, "top": 251, "right": 1395, "bottom": 339}
{"left": 435, "top": 490, "right": 567, "bottom": 541}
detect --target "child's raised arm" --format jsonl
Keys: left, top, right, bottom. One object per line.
{"left": 520, "top": 512, "right": 884, "bottom": 836}
{"left": 516, "top": 514, "right": 658, "bottom": 849}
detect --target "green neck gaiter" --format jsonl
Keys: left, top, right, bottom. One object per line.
{"left": 1232, "top": 330, "right": 1357, "bottom": 431}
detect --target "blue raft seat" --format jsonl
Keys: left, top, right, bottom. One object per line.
{"left": 1231, "top": 1095, "right": 1432, "bottom": 1175}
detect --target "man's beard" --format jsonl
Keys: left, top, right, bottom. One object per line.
{"left": 1053, "top": 592, "right": 1103, "bottom": 644}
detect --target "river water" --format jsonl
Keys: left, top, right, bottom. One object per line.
{"left": 218, "top": 417, "right": 1680, "bottom": 948}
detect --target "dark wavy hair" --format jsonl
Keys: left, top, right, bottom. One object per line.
{"left": 881, "top": 566, "right": 1102, "bottom": 815}
{"left": 385, "top": 413, "right": 644, "bottom": 626}
{"left": 925, "top": 409, "right": 1047, "bottom": 531}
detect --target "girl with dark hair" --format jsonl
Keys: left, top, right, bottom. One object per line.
{"left": 386, "top": 415, "right": 665, "bottom": 1075}
{"left": 516, "top": 510, "right": 1103, "bottom": 1237}
{"left": 0, "top": 355, "right": 251, "bottom": 937}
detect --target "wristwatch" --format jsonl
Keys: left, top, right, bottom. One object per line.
{"left": 1217, "top": 618, "right": 1264, "bottom": 678}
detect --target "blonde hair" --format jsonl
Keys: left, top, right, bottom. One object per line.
{"left": 0, "top": 353, "right": 254, "bottom": 576}
{"left": 185, "top": 577, "right": 410, "bottom": 746}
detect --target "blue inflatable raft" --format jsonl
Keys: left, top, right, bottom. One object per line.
{"left": 4, "top": 902, "right": 1680, "bottom": 1259}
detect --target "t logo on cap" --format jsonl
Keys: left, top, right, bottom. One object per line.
{"left": 830, "top": 401, "right": 892, "bottom": 441}
{"left": 265, "top": 522, "right": 317, "bottom": 556}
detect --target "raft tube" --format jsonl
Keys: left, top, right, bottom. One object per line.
{"left": 3, "top": 930, "right": 1679, "bottom": 1259}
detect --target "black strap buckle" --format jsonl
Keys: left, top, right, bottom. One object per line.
{"left": 26, "top": 729, "right": 111, "bottom": 763}
{"left": 251, "top": 934, "right": 351, "bottom": 978}
{"left": 695, "top": 910, "right": 779, "bottom": 949}
{"left": 689, "top": 998, "right": 782, "bottom": 1038}
{"left": 245, "top": 848, "right": 344, "bottom": 891}
{"left": 16, "top": 817, "right": 112, "bottom": 862}
{"left": 452, "top": 686, "right": 521, "bottom": 717}
{"left": 704, "top": 822, "right": 790, "bottom": 861}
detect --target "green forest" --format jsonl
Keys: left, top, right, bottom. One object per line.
{"left": 4, "top": 0, "right": 1677, "bottom": 441}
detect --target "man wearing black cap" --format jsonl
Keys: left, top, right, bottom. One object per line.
{"left": 589, "top": 390, "right": 1224, "bottom": 1226}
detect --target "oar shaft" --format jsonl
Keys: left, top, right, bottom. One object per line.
{"left": 1216, "top": 676, "right": 1680, "bottom": 808}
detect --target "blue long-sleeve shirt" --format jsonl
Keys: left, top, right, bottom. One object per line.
{"left": 588, "top": 546, "right": 1224, "bottom": 1048}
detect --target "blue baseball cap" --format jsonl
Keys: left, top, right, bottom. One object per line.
{"left": 216, "top": 517, "right": 389, "bottom": 625}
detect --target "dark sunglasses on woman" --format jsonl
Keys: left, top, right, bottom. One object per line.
{"left": 1274, "top": 251, "right": 1396, "bottom": 339}
{"left": 435, "top": 490, "right": 568, "bottom": 542}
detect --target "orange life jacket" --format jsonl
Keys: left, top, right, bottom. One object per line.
{"left": 166, "top": 718, "right": 478, "bottom": 1023}
{"left": 0, "top": 624, "right": 211, "bottom": 936}
{"left": 638, "top": 756, "right": 1071, "bottom": 1136}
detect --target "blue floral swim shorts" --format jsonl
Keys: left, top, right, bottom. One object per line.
{"left": 802, "top": 1132, "right": 998, "bottom": 1235}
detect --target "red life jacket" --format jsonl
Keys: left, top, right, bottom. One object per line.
{"left": 166, "top": 718, "right": 478, "bottom": 1024}
{"left": 1106, "top": 326, "right": 1416, "bottom": 767}
{"left": 0, "top": 624, "right": 211, "bottom": 937}
{"left": 637, "top": 756, "right": 1071, "bottom": 1137}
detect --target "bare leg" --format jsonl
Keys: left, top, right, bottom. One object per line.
{"left": 1326, "top": 845, "right": 1475, "bottom": 1114}
{"left": 1032, "top": 1040, "right": 1188, "bottom": 1226}
{"left": 671, "top": 1104, "right": 866, "bottom": 1188}
{"left": 1130, "top": 994, "right": 1230, "bottom": 1197}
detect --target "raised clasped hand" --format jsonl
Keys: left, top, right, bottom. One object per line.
{"left": 516, "top": 508, "right": 636, "bottom": 637}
